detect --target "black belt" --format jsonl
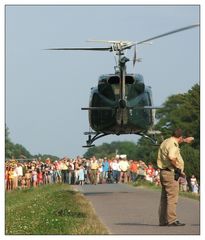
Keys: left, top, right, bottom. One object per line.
{"left": 160, "top": 168, "right": 171, "bottom": 171}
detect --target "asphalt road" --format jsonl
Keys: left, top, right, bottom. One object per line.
{"left": 73, "top": 183, "right": 200, "bottom": 235}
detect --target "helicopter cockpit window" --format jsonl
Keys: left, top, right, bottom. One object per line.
{"left": 108, "top": 76, "right": 120, "bottom": 84}
{"left": 125, "top": 76, "right": 134, "bottom": 96}
{"left": 108, "top": 76, "right": 134, "bottom": 84}
{"left": 125, "top": 76, "right": 134, "bottom": 84}
{"left": 108, "top": 75, "right": 135, "bottom": 96}
{"left": 108, "top": 76, "right": 120, "bottom": 95}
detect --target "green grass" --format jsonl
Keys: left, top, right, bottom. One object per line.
{"left": 132, "top": 179, "right": 200, "bottom": 201}
{"left": 5, "top": 184, "right": 109, "bottom": 235}
{"left": 132, "top": 178, "right": 161, "bottom": 190}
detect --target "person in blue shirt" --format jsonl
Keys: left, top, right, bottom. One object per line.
{"left": 102, "top": 157, "right": 110, "bottom": 183}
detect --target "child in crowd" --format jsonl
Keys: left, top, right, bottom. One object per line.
{"left": 32, "top": 169, "right": 38, "bottom": 187}
{"left": 21, "top": 176, "right": 26, "bottom": 189}
{"left": 25, "top": 170, "right": 31, "bottom": 188}
{"left": 190, "top": 175, "right": 198, "bottom": 193}
{"left": 37, "top": 170, "right": 43, "bottom": 186}
{"left": 78, "top": 165, "right": 85, "bottom": 185}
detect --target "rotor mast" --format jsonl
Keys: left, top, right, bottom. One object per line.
{"left": 118, "top": 50, "right": 129, "bottom": 108}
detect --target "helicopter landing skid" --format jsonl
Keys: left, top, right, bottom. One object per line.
{"left": 82, "top": 132, "right": 110, "bottom": 148}
{"left": 137, "top": 132, "right": 159, "bottom": 145}
{"left": 82, "top": 131, "right": 161, "bottom": 148}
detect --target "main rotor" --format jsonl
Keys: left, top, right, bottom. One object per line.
{"left": 47, "top": 24, "right": 199, "bottom": 52}
{"left": 47, "top": 23, "right": 199, "bottom": 71}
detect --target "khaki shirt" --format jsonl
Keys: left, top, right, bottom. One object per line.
{"left": 157, "top": 137, "right": 184, "bottom": 171}
{"left": 61, "top": 162, "right": 68, "bottom": 170}
{"left": 91, "top": 161, "right": 99, "bottom": 170}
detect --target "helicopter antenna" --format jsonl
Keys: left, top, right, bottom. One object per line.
{"left": 132, "top": 42, "right": 152, "bottom": 68}
{"left": 111, "top": 44, "right": 118, "bottom": 70}
{"left": 133, "top": 45, "right": 137, "bottom": 67}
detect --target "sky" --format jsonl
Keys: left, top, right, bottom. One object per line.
{"left": 5, "top": 4, "right": 200, "bottom": 158}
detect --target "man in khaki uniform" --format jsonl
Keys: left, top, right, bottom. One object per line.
{"left": 157, "top": 128, "right": 194, "bottom": 226}
{"left": 90, "top": 156, "right": 99, "bottom": 185}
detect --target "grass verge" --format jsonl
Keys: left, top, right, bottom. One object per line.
{"left": 132, "top": 179, "right": 200, "bottom": 201}
{"left": 5, "top": 183, "right": 109, "bottom": 235}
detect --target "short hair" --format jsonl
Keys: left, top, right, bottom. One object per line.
{"left": 172, "top": 128, "right": 183, "bottom": 138}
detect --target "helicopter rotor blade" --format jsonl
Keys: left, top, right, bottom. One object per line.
{"left": 87, "top": 39, "right": 125, "bottom": 44}
{"left": 81, "top": 107, "right": 114, "bottom": 110}
{"left": 46, "top": 24, "right": 199, "bottom": 53}
{"left": 46, "top": 47, "right": 112, "bottom": 51}
{"left": 129, "top": 106, "right": 162, "bottom": 110}
{"left": 137, "top": 23, "right": 199, "bottom": 45}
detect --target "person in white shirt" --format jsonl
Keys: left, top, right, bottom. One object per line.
{"left": 16, "top": 163, "right": 23, "bottom": 177}
{"left": 110, "top": 158, "right": 121, "bottom": 183}
{"left": 119, "top": 157, "right": 130, "bottom": 183}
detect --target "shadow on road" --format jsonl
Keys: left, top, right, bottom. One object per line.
{"left": 84, "top": 192, "right": 114, "bottom": 196}
{"left": 84, "top": 191, "right": 133, "bottom": 196}
{"left": 115, "top": 222, "right": 157, "bottom": 227}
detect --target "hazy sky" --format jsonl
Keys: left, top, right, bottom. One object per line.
{"left": 5, "top": 5, "right": 199, "bottom": 158}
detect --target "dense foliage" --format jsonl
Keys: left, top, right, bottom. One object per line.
{"left": 5, "top": 127, "right": 32, "bottom": 159}
{"left": 155, "top": 84, "right": 200, "bottom": 149}
{"left": 5, "top": 127, "right": 59, "bottom": 161}
{"left": 84, "top": 141, "right": 139, "bottom": 160}
{"left": 154, "top": 84, "right": 200, "bottom": 180}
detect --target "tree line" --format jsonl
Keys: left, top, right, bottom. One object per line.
{"left": 5, "top": 127, "right": 59, "bottom": 162}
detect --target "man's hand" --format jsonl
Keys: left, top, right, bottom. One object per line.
{"left": 174, "top": 168, "right": 181, "bottom": 181}
{"left": 183, "top": 137, "right": 194, "bottom": 144}
{"left": 180, "top": 171, "right": 186, "bottom": 178}
{"left": 174, "top": 168, "right": 186, "bottom": 180}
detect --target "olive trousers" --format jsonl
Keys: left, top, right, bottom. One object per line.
{"left": 90, "top": 169, "right": 98, "bottom": 184}
{"left": 158, "top": 170, "right": 179, "bottom": 225}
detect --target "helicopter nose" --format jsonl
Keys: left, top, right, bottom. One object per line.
{"left": 119, "top": 99, "right": 127, "bottom": 109}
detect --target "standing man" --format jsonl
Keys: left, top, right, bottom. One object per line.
{"left": 102, "top": 157, "right": 109, "bottom": 183}
{"left": 61, "top": 158, "right": 69, "bottom": 183}
{"left": 119, "top": 155, "right": 130, "bottom": 183}
{"left": 90, "top": 156, "right": 99, "bottom": 185}
{"left": 110, "top": 157, "right": 121, "bottom": 183}
{"left": 157, "top": 128, "right": 194, "bottom": 226}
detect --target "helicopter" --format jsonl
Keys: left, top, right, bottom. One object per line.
{"left": 48, "top": 23, "right": 199, "bottom": 147}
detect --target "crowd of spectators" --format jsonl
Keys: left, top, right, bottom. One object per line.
{"left": 5, "top": 155, "right": 199, "bottom": 194}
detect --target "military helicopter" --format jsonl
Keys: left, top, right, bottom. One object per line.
{"left": 48, "top": 24, "right": 199, "bottom": 147}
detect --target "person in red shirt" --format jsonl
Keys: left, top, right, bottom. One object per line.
{"left": 37, "top": 170, "right": 43, "bottom": 186}
{"left": 145, "top": 163, "right": 155, "bottom": 182}
{"left": 130, "top": 160, "right": 138, "bottom": 182}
